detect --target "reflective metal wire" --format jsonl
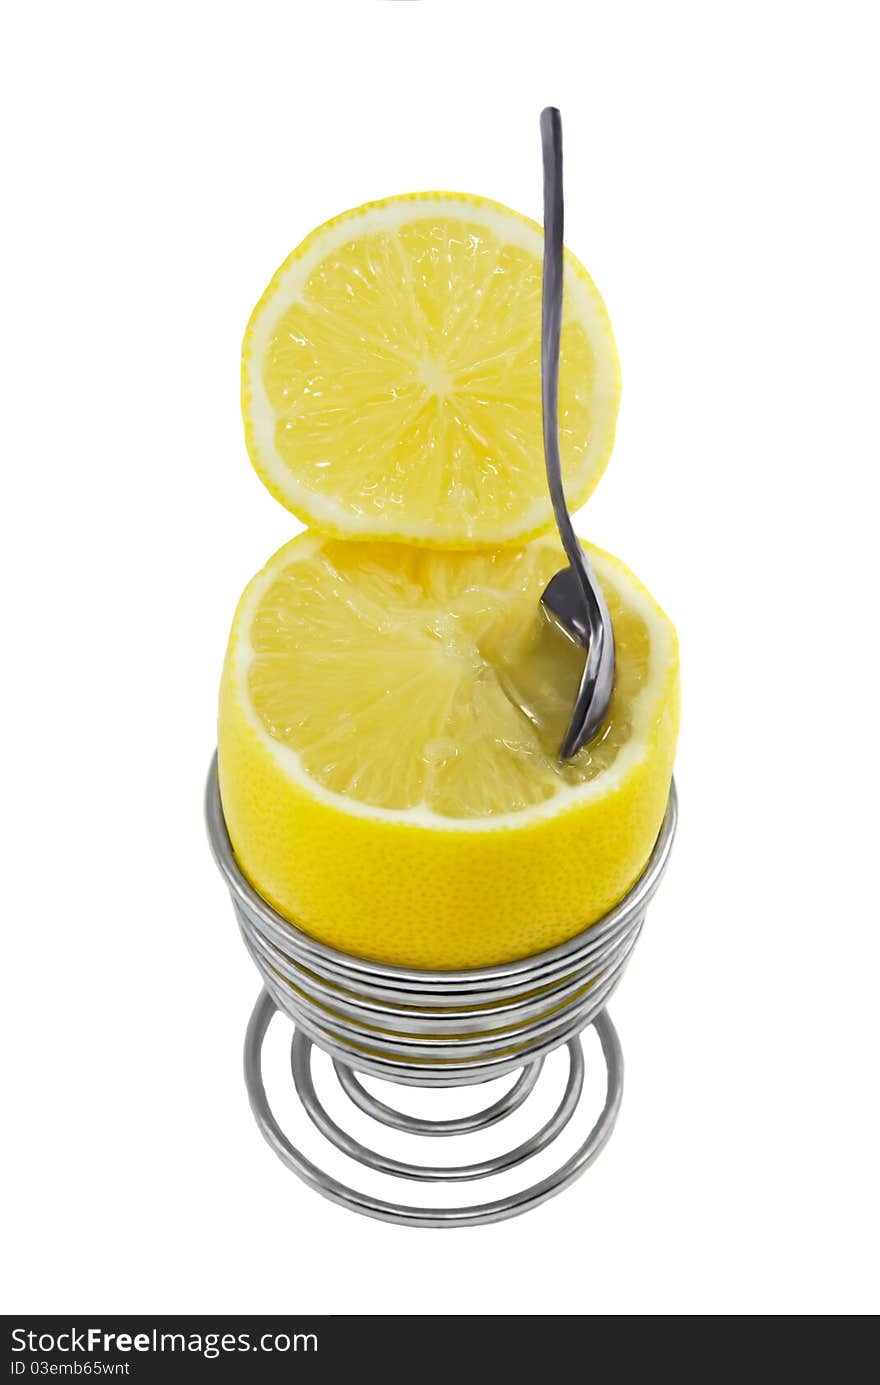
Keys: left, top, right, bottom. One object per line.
{"left": 206, "top": 755, "right": 677, "bottom": 1226}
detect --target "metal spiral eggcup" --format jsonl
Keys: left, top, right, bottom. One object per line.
{"left": 206, "top": 756, "right": 677, "bottom": 1227}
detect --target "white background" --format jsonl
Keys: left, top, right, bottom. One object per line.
{"left": 2, "top": 0, "right": 878, "bottom": 1316}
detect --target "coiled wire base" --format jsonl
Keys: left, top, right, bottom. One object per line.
{"left": 206, "top": 757, "right": 677, "bottom": 1227}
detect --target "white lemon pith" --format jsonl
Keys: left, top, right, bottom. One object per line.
{"left": 218, "top": 533, "right": 679, "bottom": 969}
{"left": 242, "top": 193, "right": 621, "bottom": 547}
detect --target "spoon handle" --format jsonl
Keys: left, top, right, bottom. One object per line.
{"left": 540, "top": 107, "right": 598, "bottom": 619}
{"left": 540, "top": 107, "right": 616, "bottom": 759}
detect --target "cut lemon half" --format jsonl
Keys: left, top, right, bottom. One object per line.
{"left": 242, "top": 193, "right": 621, "bottom": 547}
{"left": 218, "top": 533, "right": 678, "bottom": 969}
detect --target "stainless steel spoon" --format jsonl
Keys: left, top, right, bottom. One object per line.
{"left": 539, "top": 106, "right": 616, "bottom": 759}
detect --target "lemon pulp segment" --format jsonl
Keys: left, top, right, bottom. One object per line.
{"left": 245, "top": 537, "right": 650, "bottom": 818}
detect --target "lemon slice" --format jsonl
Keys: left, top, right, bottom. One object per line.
{"left": 242, "top": 194, "right": 621, "bottom": 547}
{"left": 218, "top": 533, "right": 678, "bottom": 969}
